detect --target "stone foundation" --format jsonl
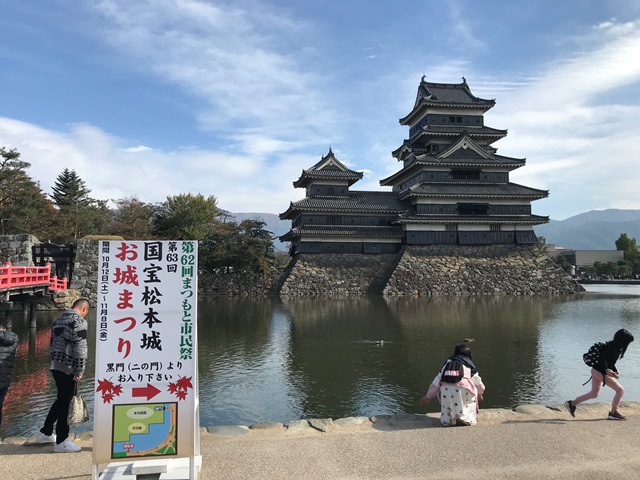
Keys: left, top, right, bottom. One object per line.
{"left": 279, "top": 252, "right": 403, "bottom": 295}
{"left": 279, "top": 244, "right": 583, "bottom": 295}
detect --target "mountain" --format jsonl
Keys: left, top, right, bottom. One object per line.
{"left": 534, "top": 209, "right": 640, "bottom": 250}
{"left": 230, "top": 208, "right": 640, "bottom": 252}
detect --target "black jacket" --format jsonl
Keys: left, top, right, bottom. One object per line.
{"left": 595, "top": 341, "right": 623, "bottom": 377}
{"left": 0, "top": 329, "right": 18, "bottom": 389}
{"left": 444, "top": 354, "right": 478, "bottom": 376}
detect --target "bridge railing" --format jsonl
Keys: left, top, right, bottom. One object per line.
{"left": 49, "top": 275, "right": 68, "bottom": 291}
{"left": 0, "top": 262, "right": 68, "bottom": 290}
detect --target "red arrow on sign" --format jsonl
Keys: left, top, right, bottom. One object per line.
{"left": 132, "top": 383, "right": 161, "bottom": 401}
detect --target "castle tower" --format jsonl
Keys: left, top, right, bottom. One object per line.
{"left": 380, "top": 77, "right": 548, "bottom": 245}
{"left": 280, "top": 148, "right": 405, "bottom": 254}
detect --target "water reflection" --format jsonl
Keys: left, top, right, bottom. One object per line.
{"left": 2, "top": 287, "right": 640, "bottom": 437}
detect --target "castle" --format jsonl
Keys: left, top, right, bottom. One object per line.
{"left": 280, "top": 77, "right": 548, "bottom": 255}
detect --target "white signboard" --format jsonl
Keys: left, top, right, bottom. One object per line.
{"left": 92, "top": 240, "right": 198, "bottom": 465}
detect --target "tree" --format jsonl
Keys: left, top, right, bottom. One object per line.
{"left": 152, "top": 193, "right": 218, "bottom": 240}
{"left": 51, "top": 168, "right": 91, "bottom": 209}
{"left": 50, "top": 168, "right": 108, "bottom": 241}
{"left": 110, "top": 196, "right": 154, "bottom": 239}
{"left": 615, "top": 233, "right": 638, "bottom": 260}
{"left": 554, "top": 255, "right": 572, "bottom": 274}
{"left": 201, "top": 219, "right": 277, "bottom": 274}
{"left": 0, "top": 147, "right": 54, "bottom": 236}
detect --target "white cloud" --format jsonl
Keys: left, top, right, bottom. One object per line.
{"left": 0, "top": 116, "right": 299, "bottom": 213}
{"left": 89, "top": 0, "right": 335, "bottom": 143}
{"left": 481, "top": 21, "right": 640, "bottom": 219}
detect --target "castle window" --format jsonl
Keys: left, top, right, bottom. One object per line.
{"left": 445, "top": 224, "right": 458, "bottom": 232}
{"left": 458, "top": 203, "right": 488, "bottom": 216}
{"left": 490, "top": 224, "right": 501, "bottom": 232}
{"left": 456, "top": 116, "right": 462, "bottom": 123}
{"left": 452, "top": 169, "right": 480, "bottom": 180}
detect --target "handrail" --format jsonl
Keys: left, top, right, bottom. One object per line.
{"left": 0, "top": 262, "right": 68, "bottom": 290}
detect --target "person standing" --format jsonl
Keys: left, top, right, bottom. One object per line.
{"left": 566, "top": 328, "right": 634, "bottom": 420}
{"left": 0, "top": 318, "right": 18, "bottom": 430}
{"left": 35, "top": 298, "right": 90, "bottom": 452}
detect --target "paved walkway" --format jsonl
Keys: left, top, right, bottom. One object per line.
{"left": 2, "top": 401, "right": 640, "bottom": 479}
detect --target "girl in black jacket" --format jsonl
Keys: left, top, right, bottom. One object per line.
{"left": 566, "top": 329, "right": 634, "bottom": 420}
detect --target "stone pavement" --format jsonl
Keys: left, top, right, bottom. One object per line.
{"left": 2, "top": 401, "right": 640, "bottom": 479}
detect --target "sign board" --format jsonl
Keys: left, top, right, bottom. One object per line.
{"left": 92, "top": 240, "right": 198, "bottom": 466}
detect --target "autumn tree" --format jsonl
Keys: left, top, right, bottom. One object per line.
{"left": 109, "top": 196, "right": 154, "bottom": 239}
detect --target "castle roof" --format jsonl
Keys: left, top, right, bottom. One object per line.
{"left": 394, "top": 211, "right": 549, "bottom": 225}
{"left": 280, "top": 191, "right": 407, "bottom": 219}
{"left": 382, "top": 134, "right": 525, "bottom": 186}
{"left": 280, "top": 225, "right": 404, "bottom": 242}
{"left": 293, "top": 148, "right": 363, "bottom": 188}
{"left": 398, "top": 182, "right": 548, "bottom": 201}
{"left": 406, "top": 124, "right": 507, "bottom": 142}
{"left": 400, "top": 77, "right": 496, "bottom": 125}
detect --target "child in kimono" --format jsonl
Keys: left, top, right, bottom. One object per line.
{"left": 420, "top": 344, "right": 485, "bottom": 426}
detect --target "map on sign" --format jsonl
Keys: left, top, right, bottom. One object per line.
{"left": 112, "top": 403, "right": 178, "bottom": 458}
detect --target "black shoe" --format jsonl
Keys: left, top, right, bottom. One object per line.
{"left": 608, "top": 411, "right": 626, "bottom": 421}
{"left": 565, "top": 400, "right": 576, "bottom": 418}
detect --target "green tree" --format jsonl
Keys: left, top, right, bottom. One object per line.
{"left": 604, "top": 262, "right": 619, "bottom": 277}
{"left": 110, "top": 196, "right": 154, "bottom": 239}
{"left": 554, "top": 255, "right": 573, "bottom": 274}
{"left": 201, "top": 219, "right": 276, "bottom": 274}
{"left": 0, "top": 147, "right": 54, "bottom": 236}
{"left": 50, "top": 168, "right": 108, "bottom": 241}
{"left": 152, "top": 193, "right": 218, "bottom": 240}
{"left": 615, "top": 233, "right": 638, "bottom": 260}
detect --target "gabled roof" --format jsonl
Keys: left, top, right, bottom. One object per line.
{"left": 293, "top": 148, "right": 363, "bottom": 188}
{"left": 400, "top": 77, "right": 496, "bottom": 126}
{"left": 280, "top": 191, "right": 408, "bottom": 219}
{"left": 381, "top": 135, "right": 525, "bottom": 187}
{"left": 398, "top": 182, "right": 548, "bottom": 201}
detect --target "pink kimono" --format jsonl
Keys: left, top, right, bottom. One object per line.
{"left": 425, "top": 365, "right": 486, "bottom": 426}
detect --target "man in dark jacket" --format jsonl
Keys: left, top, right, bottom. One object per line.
{"left": 35, "top": 298, "right": 89, "bottom": 452}
{"left": 0, "top": 318, "right": 18, "bottom": 429}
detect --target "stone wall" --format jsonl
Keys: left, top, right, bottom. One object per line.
{"left": 279, "top": 252, "right": 403, "bottom": 295}
{"left": 72, "top": 239, "right": 99, "bottom": 305}
{"left": 383, "top": 244, "right": 584, "bottom": 295}
{"left": 0, "top": 234, "right": 40, "bottom": 265}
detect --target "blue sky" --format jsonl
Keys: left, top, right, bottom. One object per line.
{"left": 2, "top": 0, "right": 640, "bottom": 220}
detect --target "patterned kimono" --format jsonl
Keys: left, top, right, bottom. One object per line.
{"left": 425, "top": 365, "right": 486, "bottom": 426}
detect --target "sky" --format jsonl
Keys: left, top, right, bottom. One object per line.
{"left": 2, "top": 1, "right": 640, "bottom": 221}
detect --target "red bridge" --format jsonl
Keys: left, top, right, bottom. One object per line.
{"left": 0, "top": 262, "right": 68, "bottom": 297}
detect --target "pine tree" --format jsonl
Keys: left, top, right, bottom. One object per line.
{"left": 50, "top": 168, "right": 107, "bottom": 241}
{"left": 50, "top": 168, "right": 91, "bottom": 209}
{"left": 0, "top": 147, "right": 53, "bottom": 236}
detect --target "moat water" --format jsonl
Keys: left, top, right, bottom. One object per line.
{"left": 2, "top": 284, "right": 640, "bottom": 437}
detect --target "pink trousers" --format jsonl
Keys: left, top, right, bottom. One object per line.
{"left": 574, "top": 368, "right": 624, "bottom": 410}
